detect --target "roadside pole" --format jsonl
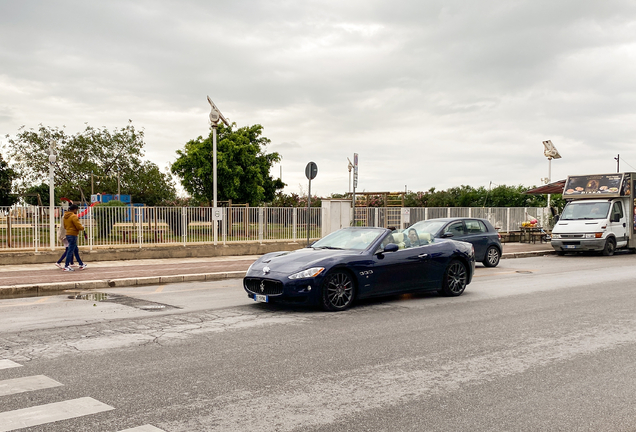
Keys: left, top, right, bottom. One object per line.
{"left": 305, "top": 162, "right": 318, "bottom": 246}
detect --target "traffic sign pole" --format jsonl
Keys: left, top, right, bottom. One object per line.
{"left": 305, "top": 162, "right": 318, "bottom": 246}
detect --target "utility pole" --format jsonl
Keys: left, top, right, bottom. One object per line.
{"left": 615, "top": 154, "right": 620, "bottom": 173}
{"left": 48, "top": 142, "right": 57, "bottom": 250}
{"left": 207, "top": 96, "right": 230, "bottom": 245}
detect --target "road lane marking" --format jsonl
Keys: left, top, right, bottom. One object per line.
{"left": 119, "top": 425, "right": 166, "bottom": 432}
{"left": 153, "top": 286, "right": 164, "bottom": 293}
{"left": 0, "top": 375, "right": 63, "bottom": 397}
{"left": 0, "top": 397, "right": 114, "bottom": 432}
{"left": 0, "top": 360, "right": 21, "bottom": 370}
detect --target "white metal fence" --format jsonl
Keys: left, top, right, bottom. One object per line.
{"left": 353, "top": 207, "right": 550, "bottom": 232}
{"left": 0, "top": 205, "right": 550, "bottom": 252}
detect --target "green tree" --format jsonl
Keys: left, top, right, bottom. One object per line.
{"left": 171, "top": 124, "right": 285, "bottom": 206}
{"left": 22, "top": 183, "right": 60, "bottom": 206}
{"left": 0, "top": 153, "right": 18, "bottom": 206}
{"left": 5, "top": 121, "right": 176, "bottom": 204}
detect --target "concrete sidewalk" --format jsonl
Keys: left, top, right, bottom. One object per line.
{"left": 0, "top": 242, "right": 555, "bottom": 297}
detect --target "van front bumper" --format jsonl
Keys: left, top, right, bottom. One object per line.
{"left": 551, "top": 238, "right": 606, "bottom": 252}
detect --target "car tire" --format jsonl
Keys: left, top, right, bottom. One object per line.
{"left": 483, "top": 246, "right": 501, "bottom": 267}
{"left": 601, "top": 238, "right": 616, "bottom": 256}
{"left": 321, "top": 270, "right": 356, "bottom": 311}
{"left": 439, "top": 260, "right": 468, "bottom": 297}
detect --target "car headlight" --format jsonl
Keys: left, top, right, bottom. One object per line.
{"left": 551, "top": 234, "right": 561, "bottom": 239}
{"left": 288, "top": 267, "right": 325, "bottom": 280}
{"left": 585, "top": 233, "right": 595, "bottom": 239}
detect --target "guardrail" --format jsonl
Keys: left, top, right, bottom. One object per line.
{"left": 0, "top": 205, "right": 549, "bottom": 252}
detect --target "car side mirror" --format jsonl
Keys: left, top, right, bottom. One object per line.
{"left": 441, "top": 232, "right": 454, "bottom": 238}
{"left": 612, "top": 214, "right": 620, "bottom": 223}
{"left": 383, "top": 243, "right": 399, "bottom": 253}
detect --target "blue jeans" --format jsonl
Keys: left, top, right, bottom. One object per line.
{"left": 64, "top": 235, "right": 84, "bottom": 268}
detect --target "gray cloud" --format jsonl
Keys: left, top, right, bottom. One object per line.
{"left": 2, "top": 0, "right": 636, "bottom": 197}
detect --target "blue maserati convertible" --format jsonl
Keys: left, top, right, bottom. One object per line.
{"left": 243, "top": 227, "right": 475, "bottom": 311}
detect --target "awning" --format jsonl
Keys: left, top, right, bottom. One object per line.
{"left": 524, "top": 179, "right": 566, "bottom": 195}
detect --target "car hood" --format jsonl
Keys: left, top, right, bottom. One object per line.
{"left": 248, "top": 247, "right": 362, "bottom": 275}
{"left": 553, "top": 219, "right": 607, "bottom": 234}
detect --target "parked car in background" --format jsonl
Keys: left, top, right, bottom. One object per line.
{"left": 404, "top": 218, "right": 502, "bottom": 267}
{"left": 244, "top": 227, "right": 475, "bottom": 311}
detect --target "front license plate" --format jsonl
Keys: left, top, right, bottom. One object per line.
{"left": 254, "top": 294, "right": 268, "bottom": 303}
{"left": 565, "top": 245, "right": 577, "bottom": 249}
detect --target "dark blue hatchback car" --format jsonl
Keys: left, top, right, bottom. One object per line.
{"left": 404, "top": 218, "right": 502, "bottom": 267}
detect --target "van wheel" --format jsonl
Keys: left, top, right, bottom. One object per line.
{"left": 602, "top": 238, "right": 616, "bottom": 256}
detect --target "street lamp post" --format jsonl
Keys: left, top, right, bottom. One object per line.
{"left": 542, "top": 140, "right": 562, "bottom": 210}
{"left": 207, "top": 96, "right": 230, "bottom": 245}
{"left": 48, "top": 142, "right": 57, "bottom": 251}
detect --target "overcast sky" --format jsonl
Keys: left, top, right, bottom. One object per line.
{"left": 2, "top": 0, "right": 636, "bottom": 197}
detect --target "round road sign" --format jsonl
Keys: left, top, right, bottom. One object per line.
{"left": 305, "top": 162, "right": 318, "bottom": 180}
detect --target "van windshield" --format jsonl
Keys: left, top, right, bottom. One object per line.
{"left": 560, "top": 202, "right": 610, "bottom": 220}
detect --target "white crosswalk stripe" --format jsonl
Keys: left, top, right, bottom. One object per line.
{"left": 0, "top": 364, "right": 165, "bottom": 431}
{"left": 118, "top": 425, "right": 166, "bottom": 432}
{"left": 0, "top": 360, "right": 22, "bottom": 370}
{"left": 0, "top": 375, "right": 63, "bottom": 397}
{"left": 0, "top": 397, "right": 114, "bottom": 432}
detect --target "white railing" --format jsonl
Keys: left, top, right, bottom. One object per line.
{"left": 353, "top": 206, "right": 551, "bottom": 233}
{"left": 0, "top": 206, "right": 324, "bottom": 251}
{"left": 0, "top": 205, "right": 549, "bottom": 252}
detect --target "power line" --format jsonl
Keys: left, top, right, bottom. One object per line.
{"left": 619, "top": 158, "right": 636, "bottom": 171}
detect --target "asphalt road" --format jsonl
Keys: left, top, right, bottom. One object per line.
{"left": 1, "top": 253, "right": 636, "bottom": 431}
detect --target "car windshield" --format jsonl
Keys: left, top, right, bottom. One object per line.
{"left": 560, "top": 202, "right": 610, "bottom": 220}
{"left": 407, "top": 220, "right": 448, "bottom": 235}
{"left": 312, "top": 228, "right": 385, "bottom": 250}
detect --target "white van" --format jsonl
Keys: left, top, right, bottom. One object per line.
{"left": 550, "top": 173, "right": 636, "bottom": 256}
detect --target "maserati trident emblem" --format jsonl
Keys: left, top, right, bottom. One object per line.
{"left": 263, "top": 266, "right": 270, "bottom": 274}
{"left": 260, "top": 280, "right": 265, "bottom": 292}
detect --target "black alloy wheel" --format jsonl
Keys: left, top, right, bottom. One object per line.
{"left": 483, "top": 246, "right": 501, "bottom": 267}
{"left": 602, "top": 238, "right": 616, "bottom": 256}
{"left": 439, "top": 260, "right": 468, "bottom": 297}
{"left": 321, "top": 270, "right": 355, "bottom": 311}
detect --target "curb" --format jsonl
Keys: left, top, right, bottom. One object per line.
{"left": 0, "top": 271, "right": 247, "bottom": 297}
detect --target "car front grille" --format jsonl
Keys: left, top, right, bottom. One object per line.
{"left": 563, "top": 241, "right": 581, "bottom": 245}
{"left": 560, "top": 234, "right": 584, "bottom": 239}
{"left": 244, "top": 278, "right": 284, "bottom": 295}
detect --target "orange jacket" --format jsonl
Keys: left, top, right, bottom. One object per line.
{"left": 63, "top": 211, "right": 84, "bottom": 236}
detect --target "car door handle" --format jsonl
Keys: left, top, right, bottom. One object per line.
{"left": 418, "top": 253, "right": 429, "bottom": 259}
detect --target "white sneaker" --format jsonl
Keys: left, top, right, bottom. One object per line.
{"left": 79, "top": 264, "right": 88, "bottom": 270}
{"left": 63, "top": 266, "right": 75, "bottom": 272}
{"left": 55, "top": 262, "right": 63, "bottom": 269}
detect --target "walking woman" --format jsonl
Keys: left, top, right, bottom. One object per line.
{"left": 63, "top": 204, "right": 88, "bottom": 271}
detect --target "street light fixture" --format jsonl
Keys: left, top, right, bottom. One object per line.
{"left": 347, "top": 157, "right": 354, "bottom": 193}
{"left": 207, "top": 96, "right": 230, "bottom": 245}
{"left": 542, "top": 140, "right": 562, "bottom": 209}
